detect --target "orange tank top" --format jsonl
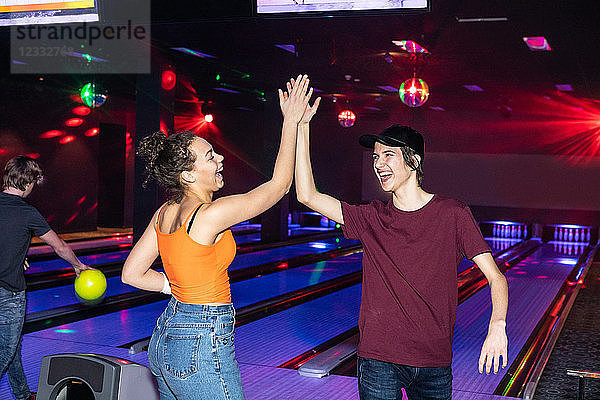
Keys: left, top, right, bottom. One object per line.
{"left": 156, "top": 203, "right": 236, "bottom": 304}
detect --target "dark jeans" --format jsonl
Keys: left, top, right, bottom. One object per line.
{"left": 358, "top": 356, "right": 452, "bottom": 400}
{"left": 0, "top": 287, "right": 31, "bottom": 400}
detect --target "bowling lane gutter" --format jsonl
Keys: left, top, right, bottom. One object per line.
{"left": 277, "top": 238, "right": 541, "bottom": 371}
{"left": 25, "top": 230, "right": 345, "bottom": 291}
{"left": 22, "top": 241, "right": 363, "bottom": 334}
{"left": 493, "top": 244, "right": 598, "bottom": 398}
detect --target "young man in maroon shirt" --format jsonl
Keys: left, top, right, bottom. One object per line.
{"left": 293, "top": 97, "right": 508, "bottom": 399}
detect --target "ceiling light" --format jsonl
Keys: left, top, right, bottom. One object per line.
{"left": 171, "top": 47, "right": 216, "bottom": 59}
{"left": 274, "top": 44, "right": 296, "bottom": 54}
{"left": 392, "top": 40, "right": 430, "bottom": 54}
{"left": 555, "top": 84, "right": 573, "bottom": 92}
{"left": 213, "top": 87, "right": 240, "bottom": 94}
{"left": 463, "top": 85, "right": 484, "bottom": 92}
{"left": 377, "top": 85, "right": 399, "bottom": 93}
{"left": 456, "top": 17, "right": 508, "bottom": 23}
{"left": 522, "top": 37, "right": 551, "bottom": 51}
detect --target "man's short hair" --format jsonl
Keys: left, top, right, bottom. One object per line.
{"left": 3, "top": 156, "right": 43, "bottom": 191}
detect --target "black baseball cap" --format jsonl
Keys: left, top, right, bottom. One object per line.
{"left": 359, "top": 125, "right": 425, "bottom": 159}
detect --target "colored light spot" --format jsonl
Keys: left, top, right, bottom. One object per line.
{"left": 59, "top": 136, "right": 76, "bottom": 144}
{"left": 40, "top": 130, "right": 64, "bottom": 138}
{"left": 204, "top": 114, "right": 214, "bottom": 123}
{"left": 72, "top": 106, "right": 91, "bottom": 116}
{"left": 85, "top": 128, "right": 99, "bottom": 137}
{"left": 65, "top": 118, "right": 84, "bottom": 127}
{"left": 161, "top": 70, "right": 177, "bottom": 91}
{"left": 55, "top": 329, "right": 75, "bottom": 333}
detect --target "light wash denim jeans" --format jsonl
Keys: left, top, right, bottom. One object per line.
{"left": 148, "top": 298, "right": 245, "bottom": 400}
{"left": 358, "top": 356, "right": 452, "bottom": 400}
{"left": 0, "top": 287, "right": 31, "bottom": 400}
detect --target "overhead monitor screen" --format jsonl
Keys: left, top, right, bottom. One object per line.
{"left": 256, "top": 0, "right": 429, "bottom": 15}
{"left": 1, "top": 0, "right": 99, "bottom": 26}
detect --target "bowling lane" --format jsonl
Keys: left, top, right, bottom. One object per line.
{"left": 449, "top": 243, "right": 580, "bottom": 395}
{"left": 457, "top": 238, "right": 521, "bottom": 273}
{"left": 25, "top": 236, "right": 358, "bottom": 313}
{"left": 229, "top": 237, "right": 358, "bottom": 270}
{"left": 24, "top": 252, "right": 364, "bottom": 345}
{"left": 25, "top": 231, "right": 350, "bottom": 276}
{"left": 27, "top": 235, "right": 132, "bottom": 257}
{"left": 25, "top": 249, "right": 130, "bottom": 275}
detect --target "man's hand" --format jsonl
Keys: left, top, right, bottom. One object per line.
{"left": 73, "top": 264, "right": 94, "bottom": 278}
{"left": 479, "top": 320, "right": 508, "bottom": 374}
{"left": 278, "top": 74, "right": 312, "bottom": 124}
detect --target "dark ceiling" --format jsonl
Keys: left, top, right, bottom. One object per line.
{"left": 151, "top": 0, "right": 600, "bottom": 117}
{"left": 1, "top": 1, "right": 598, "bottom": 156}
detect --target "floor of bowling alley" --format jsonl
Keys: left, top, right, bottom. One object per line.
{"left": 2, "top": 217, "right": 599, "bottom": 400}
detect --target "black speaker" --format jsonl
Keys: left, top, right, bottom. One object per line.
{"left": 36, "top": 353, "right": 158, "bottom": 400}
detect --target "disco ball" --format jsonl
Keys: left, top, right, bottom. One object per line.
{"left": 399, "top": 77, "right": 430, "bottom": 107}
{"left": 337, "top": 109, "right": 356, "bottom": 128}
{"left": 80, "top": 83, "right": 108, "bottom": 108}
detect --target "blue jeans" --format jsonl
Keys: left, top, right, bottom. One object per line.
{"left": 148, "top": 299, "right": 245, "bottom": 400}
{"left": 358, "top": 357, "right": 452, "bottom": 400}
{"left": 0, "top": 287, "right": 31, "bottom": 400}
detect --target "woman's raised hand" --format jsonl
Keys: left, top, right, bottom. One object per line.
{"left": 278, "top": 74, "right": 312, "bottom": 124}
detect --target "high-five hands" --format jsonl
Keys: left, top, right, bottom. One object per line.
{"left": 278, "top": 74, "right": 312, "bottom": 124}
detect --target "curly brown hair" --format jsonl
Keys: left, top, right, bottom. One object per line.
{"left": 137, "top": 131, "right": 198, "bottom": 203}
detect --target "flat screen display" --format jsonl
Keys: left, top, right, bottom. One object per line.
{"left": 1, "top": 0, "right": 99, "bottom": 26}
{"left": 256, "top": 0, "right": 429, "bottom": 16}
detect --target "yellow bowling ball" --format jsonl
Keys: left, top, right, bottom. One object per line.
{"left": 74, "top": 269, "right": 107, "bottom": 301}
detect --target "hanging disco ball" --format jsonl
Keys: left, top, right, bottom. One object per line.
{"left": 399, "top": 77, "right": 430, "bottom": 107}
{"left": 80, "top": 83, "right": 108, "bottom": 108}
{"left": 337, "top": 109, "right": 356, "bottom": 128}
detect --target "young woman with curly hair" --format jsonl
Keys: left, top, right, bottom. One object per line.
{"left": 121, "top": 75, "right": 314, "bottom": 400}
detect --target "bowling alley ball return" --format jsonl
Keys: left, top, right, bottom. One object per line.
{"left": 36, "top": 353, "right": 158, "bottom": 400}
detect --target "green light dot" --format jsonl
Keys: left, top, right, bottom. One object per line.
{"left": 216, "top": 74, "right": 221, "bottom": 80}
{"left": 336, "top": 223, "right": 341, "bottom": 229}
{"left": 335, "top": 238, "right": 340, "bottom": 243}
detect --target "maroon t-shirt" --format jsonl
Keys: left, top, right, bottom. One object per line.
{"left": 341, "top": 195, "right": 490, "bottom": 367}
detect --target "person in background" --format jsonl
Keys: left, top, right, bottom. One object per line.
{"left": 0, "top": 156, "right": 89, "bottom": 400}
